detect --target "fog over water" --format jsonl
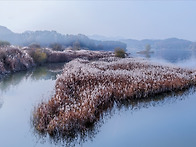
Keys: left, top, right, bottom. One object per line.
{"left": 0, "top": 1, "right": 196, "bottom": 41}
{"left": 149, "top": 56, "right": 196, "bottom": 69}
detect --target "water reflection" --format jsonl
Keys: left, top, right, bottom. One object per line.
{"left": 32, "top": 87, "right": 196, "bottom": 147}
{"left": 115, "top": 87, "right": 195, "bottom": 111}
{"left": 31, "top": 63, "right": 64, "bottom": 81}
{"left": 0, "top": 63, "right": 64, "bottom": 93}
{"left": 32, "top": 120, "right": 102, "bottom": 147}
{"left": 0, "top": 71, "right": 29, "bottom": 92}
{"left": 0, "top": 63, "right": 64, "bottom": 111}
{"left": 129, "top": 48, "right": 194, "bottom": 63}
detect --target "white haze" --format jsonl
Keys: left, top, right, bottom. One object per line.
{"left": 150, "top": 56, "right": 196, "bottom": 70}
{"left": 0, "top": 1, "right": 196, "bottom": 41}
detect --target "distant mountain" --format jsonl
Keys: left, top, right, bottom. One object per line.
{"left": 121, "top": 38, "right": 193, "bottom": 50}
{"left": 89, "top": 34, "right": 125, "bottom": 41}
{"left": 0, "top": 26, "right": 14, "bottom": 35}
{"left": 0, "top": 26, "right": 126, "bottom": 51}
{"left": 1, "top": 26, "right": 195, "bottom": 51}
{"left": 89, "top": 34, "right": 196, "bottom": 50}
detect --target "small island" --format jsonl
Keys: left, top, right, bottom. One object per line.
{"left": 33, "top": 57, "right": 196, "bottom": 136}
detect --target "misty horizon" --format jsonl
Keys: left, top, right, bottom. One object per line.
{"left": 0, "top": 25, "right": 194, "bottom": 42}
{"left": 0, "top": 1, "right": 196, "bottom": 41}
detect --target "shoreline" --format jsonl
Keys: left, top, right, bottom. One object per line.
{"left": 0, "top": 47, "right": 114, "bottom": 79}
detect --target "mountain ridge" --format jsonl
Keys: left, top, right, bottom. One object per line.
{"left": 0, "top": 25, "right": 195, "bottom": 51}
{"left": 0, "top": 26, "right": 126, "bottom": 51}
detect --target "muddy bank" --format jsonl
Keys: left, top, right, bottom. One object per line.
{"left": 33, "top": 57, "right": 196, "bottom": 135}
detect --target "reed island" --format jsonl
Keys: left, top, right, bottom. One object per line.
{"left": 33, "top": 57, "right": 196, "bottom": 136}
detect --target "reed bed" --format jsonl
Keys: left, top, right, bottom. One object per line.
{"left": 46, "top": 49, "right": 114, "bottom": 63}
{"left": 25, "top": 47, "right": 114, "bottom": 63}
{"left": 33, "top": 57, "right": 196, "bottom": 135}
{"left": 0, "top": 47, "right": 34, "bottom": 75}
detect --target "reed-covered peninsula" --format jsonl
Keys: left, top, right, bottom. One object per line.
{"left": 0, "top": 46, "right": 113, "bottom": 78}
{"left": 33, "top": 57, "right": 196, "bottom": 135}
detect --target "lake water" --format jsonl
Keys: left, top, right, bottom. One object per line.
{"left": 129, "top": 47, "right": 196, "bottom": 63}
{"left": 0, "top": 52, "right": 196, "bottom": 147}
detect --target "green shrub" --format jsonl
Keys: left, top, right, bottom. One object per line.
{"left": 30, "top": 49, "right": 47, "bottom": 65}
{"left": 114, "top": 47, "right": 126, "bottom": 58}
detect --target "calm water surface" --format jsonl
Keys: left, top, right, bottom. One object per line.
{"left": 128, "top": 47, "right": 196, "bottom": 63}
{"left": 0, "top": 58, "right": 196, "bottom": 147}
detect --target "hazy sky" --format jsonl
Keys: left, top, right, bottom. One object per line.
{"left": 0, "top": 1, "right": 196, "bottom": 41}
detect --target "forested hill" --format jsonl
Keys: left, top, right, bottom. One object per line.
{"left": 0, "top": 26, "right": 126, "bottom": 51}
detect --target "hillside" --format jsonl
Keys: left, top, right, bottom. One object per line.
{"left": 0, "top": 26, "right": 126, "bottom": 51}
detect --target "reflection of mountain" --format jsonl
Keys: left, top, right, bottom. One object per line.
{"left": 0, "top": 26, "right": 126, "bottom": 51}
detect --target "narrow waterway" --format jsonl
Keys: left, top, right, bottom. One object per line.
{"left": 0, "top": 59, "right": 196, "bottom": 147}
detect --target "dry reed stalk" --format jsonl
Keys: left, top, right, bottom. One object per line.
{"left": 33, "top": 57, "right": 196, "bottom": 135}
